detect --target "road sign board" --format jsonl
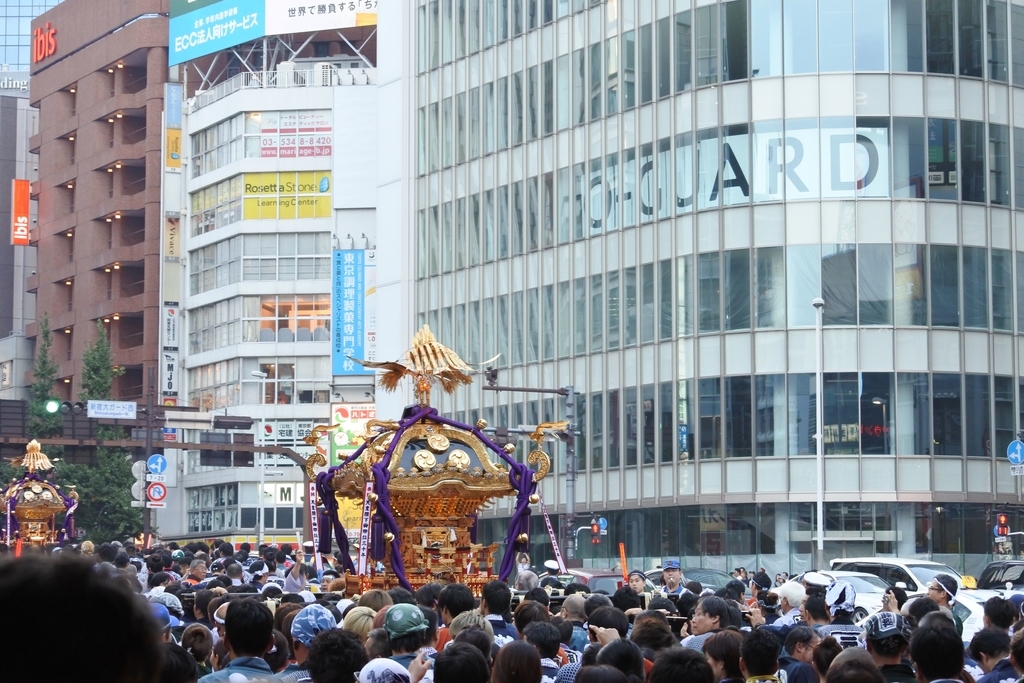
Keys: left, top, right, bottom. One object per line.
{"left": 131, "top": 461, "right": 147, "bottom": 477}
{"left": 130, "top": 501, "right": 145, "bottom": 508}
{"left": 131, "top": 481, "right": 145, "bottom": 501}
{"left": 1008, "top": 440, "right": 1024, "bottom": 465}
{"left": 87, "top": 400, "right": 137, "bottom": 420}
{"left": 146, "top": 501, "right": 166, "bottom": 508}
{"left": 598, "top": 517, "right": 608, "bottom": 531}
{"left": 162, "top": 427, "right": 177, "bottom": 442}
{"left": 147, "top": 482, "right": 167, "bottom": 502}
{"left": 147, "top": 454, "right": 167, "bottom": 474}
{"left": 996, "top": 535, "right": 1009, "bottom": 542}
{"left": 146, "top": 474, "right": 166, "bottom": 483}
{"left": 1012, "top": 465, "right": 1024, "bottom": 476}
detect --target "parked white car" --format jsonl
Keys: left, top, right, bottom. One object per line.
{"left": 792, "top": 570, "right": 890, "bottom": 621}
{"left": 829, "top": 557, "right": 963, "bottom": 596}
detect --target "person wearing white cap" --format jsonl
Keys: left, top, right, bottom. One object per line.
{"left": 817, "top": 581, "right": 861, "bottom": 649}
{"left": 772, "top": 581, "right": 806, "bottom": 628}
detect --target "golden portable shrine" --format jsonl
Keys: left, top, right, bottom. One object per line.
{"left": 0, "top": 440, "right": 79, "bottom": 548}
{"left": 308, "top": 326, "right": 560, "bottom": 595}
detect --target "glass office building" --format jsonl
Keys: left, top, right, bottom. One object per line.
{"left": 404, "top": 0, "right": 1024, "bottom": 576}
{"left": 1, "top": 0, "right": 62, "bottom": 69}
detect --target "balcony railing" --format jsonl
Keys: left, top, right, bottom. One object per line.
{"left": 191, "top": 65, "right": 376, "bottom": 110}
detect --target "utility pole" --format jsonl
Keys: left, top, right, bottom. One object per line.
{"left": 482, "top": 369, "right": 580, "bottom": 565}
{"left": 563, "top": 386, "right": 577, "bottom": 561}
{"left": 144, "top": 365, "right": 155, "bottom": 544}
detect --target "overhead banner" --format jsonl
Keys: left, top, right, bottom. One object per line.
{"left": 329, "top": 403, "right": 376, "bottom": 466}
{"left": 10, "top": 179, "right": 29, "bottom": 246}
{"left": 163, "top": 306, "right": 180, "bottom": 348}
{"left": 264, "top": 0, "right": 378, "bottom": 35}
{"left": 246, "top": 110, "right": 333, "bottom": 158}
{"left": 170, "top": 0, "right": 377, "bottom": 65}
{"left": 331, "top": 249, "right": 376, "bottom": 375}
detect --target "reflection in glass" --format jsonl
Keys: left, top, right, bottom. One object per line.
{"left": 896, "top": 373, "right": 930, "bottom": 454}
{"left": 640, "top": 143, "right": 655, "bottom": 222}
{"left": 723, "top": 125, "right": 751, "bottom": 205}
{"left": 527, "top": 288, "right": 539, "bottom": 363}
{"left": 858, "top": 244, "right": 893, "bottom": 325}
{"left": 639, "top": 23, "right": 653, "bottom": 103}
{"left": 819, "top": 0, "right": 853, "bottom": 72}
{"left": 679, "top": 379, "right": 695, "bottom": 460}
{"left": 696, "top": 6, "right": 719, "bottom": 86}
{"left": 700, "top": 378, "right": 722, "bottom": 459}
{"left": 572, "top": 49, "right": 585, "bottom": 126}
{"left": 556, "top": 55, "right": 569, "bottom": 129}
{"left": 606, "top": 38, "right": 619, "bottom": 115}
{"left": 589, "top": 42, "right": 602, "bottom": 121}
{"left": 750, "top": 0, "right": 782, "bottom": 77}
{"left": 511, "top": 291, "right": 523, "bottom": 365}
{"left": 591, "top": 274, "right": 604, "bottom": 352}
{"left": 511, "top": 181, "right": 524, "bottom": 255}
{"left": 994, "top": 377, "right": 1014, "bottom": 458}
{"left": 930, "top": 245, "right": 959, "bottom": 326}
{"left": 542, "top": 61, "right": 554, "bottom": 135}
{"left": 932, "top": 373, "right": 962, "bottom": 455}
{"left": 960, "top": 121, "right": 986, "bottom": 203}
{"left": 755, "top": 247, "right": 785, "bottom": 328}
{"left": 894, "top": 244, "right": 927, "bottom": 325}
{"left": 959, "top": 0, "right": 983, "bottom": 77}
{"left": 962, "top": 247, "right": 988, "bottom": 329}
{"left": 608, "top": 271, "right": 620, "bottom": 349}
{"left": 788, "top": 373, "right": 817, "bottom": 455}
{"left": 963, "top": 374, "right": 990, "bottom": 457}
{"left": 927, "top": 118, "right": 957, "bottom": 200}
{"left": 676, "top": 133, "right": 694, "bottom": 213}
{"left": 724, "top": 250, "right": 751, "bottom": 330}
{"left": 606, "top": 153, "right": 619, "bottom": 231}
{"left": 755, "top": 375, "right": 787, "bottom": 456}
{"left": 557, "top": 283, "right": 570, "bottom": 358}
{"left": 1014, "top": 7, "right": 1024, "bottom": 86}
{"left": 591, "top": 393, "right": 604, "bottom": 469}
{"left": 624, "top": 148, "right": 637, "bottom": 226}
{"left": 675, "top": 12, "right": 692, "bottom": 91}
{"left": 990, "top": 124, "right": 1010, "bottom": 205}
{"left": 784, "top": 0, "right": 817, "bottom": 73}
{"left": 643, "top": 384, "right": 656, "bottom": 464}
{"left": 623, "top": 31, "right": 636, "bottom": 109}
{"left": 609, "top": 389, "right": 620, "bottom": 468}
{"left": 752, "top": 120, "right": 784, "bottom": 202}
{"left": 992, "top": 249, "right": 1012, "bottom": 331}
{"left": 699, "top": 252, "right": 722, "bottom": 333}
{"left": 660, "top": 260, "right": 674, "bottom": 340}
{"left": 726, "top": 376, "right": 753, "bottom": 458}
{"left": 625, "top": 386, "right": 638, "bottom": 466}
{"left": 822, "top": 244, "right": 857, "bottom": 325}
{"left": 641, "top": 263, "right": 656, "bottom": 343}
{"left": 496, "top": 294, "right": 509, "bottom": 368}
{"left": 573, "top": 162, "right": 586, "bottom": 240}
{"left": 657, "top": 138, "right": 672, "bottom": 219}
{"left": 856, "top": 0, "right": 890, "bottom": 69}
{"left": 861, "top": 373, "right": 894, "bottom": 454}
{"left": 590, "top": 158, "right": 603, "bottom": 234}
{"left": 697, "top": 128, "right": 720, "bottom": 210}
{"left": 893, "top": 118, "right": 926, "bottom": 198}
{"left": 988, "top": 0, "right": 1008, "bottom": 80}
{"left": 625, "top": 267, "right": 638, "bottom": 345}
{"left": 661, "top": 382, "right": 676, "bottom": 463}
{"left": 824, "top": 373, "right": 859, "bottom": 455}
{"left": 657, "top": 17, "right": 672, "bottom": 98}
{"left": 557, "top": 167, "right": 573, "bottom": 242}
{"left": 892, "top": 0, "right": 924, "bottom": 71}
{"left": 926, "top": 0, "right": 955, "bottom": 73}
{"left": 574, "top": 278, "right": 587, "bottom": 354}
{"left": 541, "top": 286, "right": 554, "bottom": 360}
{"left": 787, "top": 245, "right": 821, "bottom": 327}
{"left": 678, "top": 255, "right": 694, "bottom": 336}
{"left": 722, "top": 0, "right": 748, "bottom": 80}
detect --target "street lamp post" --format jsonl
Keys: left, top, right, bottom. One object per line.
{"left": 872, "top": 397, "right": 888, "bottom": 454}
{"left": 251, "top": 370, "right": 268, "bottom": 546}
{"left": 812, "top": 298, "right": 825, "bottom": 571}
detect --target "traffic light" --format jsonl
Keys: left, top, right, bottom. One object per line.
{"left": 996, "top": 513, "right": 1010, "bottom": 537}
{"left": 52, "top": 401, "right": 85, "bottom": 415}
{"left": 591, "top": 517, "right": 600, "bottom": 545}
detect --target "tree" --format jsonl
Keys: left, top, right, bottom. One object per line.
{"left": 61, "top": 321, "right": 141, "bottom": 542}
{"left": 27, "top": 314, "right": 62, "bottom": 438}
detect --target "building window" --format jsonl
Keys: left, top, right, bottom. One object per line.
{"left": 187, "top": 484, "right": 239, "bottom": 533}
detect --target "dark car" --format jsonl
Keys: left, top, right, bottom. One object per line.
{"left": 976, "top": 561, "right": 1024, "bottom": 589}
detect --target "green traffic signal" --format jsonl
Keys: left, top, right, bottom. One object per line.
{"left": 45, "top": 400, "right": 60, "bottom": 414}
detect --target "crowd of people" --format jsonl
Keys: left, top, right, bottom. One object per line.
{"left": 3, "top": 540, "right": 1024, "bottom": 683}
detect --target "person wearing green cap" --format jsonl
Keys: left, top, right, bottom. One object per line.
{"left": 385, "top": 604, "right": 430, "bottom": 670}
